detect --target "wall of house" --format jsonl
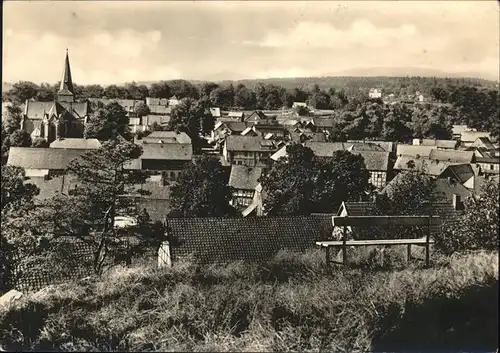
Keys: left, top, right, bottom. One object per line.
{"left": 369, "top": 171, "right": 387, "bottom": 189}
{"left": 478, "top": 162, "right": 500, "bottom": 172}
{"left": 232, "top": 189, "right": 255, "bottom": 208}
{"left": 229, "top": 150, "right": 272, "bottom": 167}
{"left": 25, "top": 169, "right": 50, "bottom": 178}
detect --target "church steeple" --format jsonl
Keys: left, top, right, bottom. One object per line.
{"left": 57, "top": 49, "right": 74, "bottom": 103}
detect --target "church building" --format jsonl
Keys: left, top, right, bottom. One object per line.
{"left": 21, "top": 50, "right": 89, "bottom": 143}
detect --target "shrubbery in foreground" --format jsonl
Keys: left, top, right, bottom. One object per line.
{"left": 0, "top": 249, "right": 498, "bottom": 352}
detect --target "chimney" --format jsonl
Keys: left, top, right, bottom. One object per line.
{"left": 452, "top": 194, "right": 463, "bottom": 210}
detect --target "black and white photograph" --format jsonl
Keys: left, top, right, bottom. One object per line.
{"left": 1, "top": 1, "right": 499, "bottom": 351}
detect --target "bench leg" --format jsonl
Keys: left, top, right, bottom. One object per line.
{"left": 407, "top": 244, "right": 412, "bottom": 262}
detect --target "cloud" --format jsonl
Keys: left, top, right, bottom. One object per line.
{"left": 261, "top": 19, "right": 420, "bottom": 49}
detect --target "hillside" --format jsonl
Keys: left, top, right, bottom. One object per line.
{"left": 0, "top": 250, "right": 498, "bottom": 352}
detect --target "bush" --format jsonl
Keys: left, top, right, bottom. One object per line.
{"left": 435, "top": 181, "right": 499, "bottom": 255}
{"left": 0, "top": 250, "right": 497, "bottom": 352}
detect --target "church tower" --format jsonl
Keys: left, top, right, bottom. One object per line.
{"left": 56, "top": 49, "right": 75, "bottom": 103}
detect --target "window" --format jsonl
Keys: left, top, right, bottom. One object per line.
{"left": 237, "top": 161, "right": 242, "bottom": 165}
{"left": 491, "top": 165, "right": 494, "bottom": 170}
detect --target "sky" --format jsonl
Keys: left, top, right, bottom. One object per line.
{"left": 3, "top": 1, "right": 499, "bottom": 85}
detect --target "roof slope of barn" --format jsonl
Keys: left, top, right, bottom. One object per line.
{"left": 7, "top": 147, "right": 91, "bottom": 170}
{"left": 165, "top": 216, "right": 331, "bottom": 264}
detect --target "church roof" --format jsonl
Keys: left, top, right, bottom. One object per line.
{"left": 58, "top": 50, "right": 74, "bottom": 95}
{"left": 24, "top": 101, "right": 88, "bottom": 121}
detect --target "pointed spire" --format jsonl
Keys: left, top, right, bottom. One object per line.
{"left": 59, "top": 49, "right": 74, "bottom": 95}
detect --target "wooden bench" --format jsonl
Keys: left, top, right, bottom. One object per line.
{"left": 316, "top": 215, "right": 440, "bottom": 267}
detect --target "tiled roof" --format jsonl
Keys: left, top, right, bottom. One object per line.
{"left": 209, "top": 107, "right": 221, "bottom": 117}
{"left": 27, "top": 175, "right": 80, "bottom": 200}
{"left": 415, "top": 139, "right": 458, "bottom": 149}
{"left": 148, "top": 105, "right": 171, "bottom": 115}
{"left": 440, "top": 164, "right": 475, "bottom": 184}
{"left": 270, "top": 145, "right": 288, "bottom": 161}
{"left": 472, "top": 137, "right": 495, "bottom": 150}
{"left": 393, "top": 156, "right": 454, "bottom": 176}
{"left": 24, "top": 101, "right": 57, "bottom": 120}
{"left": 143, "top": 131, "right": 191, "bottom": 144}
{"left": 347, "top": 140, "right": 394, "bottom": 153}
{"left": 312, "top": 118, "right": 336, "bottom": 128}
{"left": 244, "top": 110, "right": 268, "bottom": 122}
{"left": 139, "top": 142, "right": 193, "bottom": 160}
{"left": 227, "top": 111, "right": 244, "bottom": 118}
{"left": 7, "top": 147, "right": 91, "bottom": 170}
{"left": 340, "top": 202, "right": 378, "bottom": 216}
{"left": 452, "top": 124, "right": 473, "bottom": 135}
{"left": 228, "top": 165, "right": 263, "bottom": 190}
{"left": 11, "top": 236, "right": 96, "bottom": 292}
{"left": 225, "top": 135, "right": 277, "bottom": 152}
{"left": 429, "top": 149, "right": 474, "bottom": 163}
{"left": 304, "top": 142, "right": 349, "bottom": 157}
{"left": 396, "top": 144, "right": 434, "bottom": 158}
{"left": 461, "top": 131, "right": 491, "bottom": 143}
{"left": 146, "top": 97, "right": 161, "bottom": 106}
{"left": 143, "top": 115, "right": 171, "bottom": 126}
{"left": 475, "top": 156, "right": 500, "bottom": 164}
{"left": 350, "top": 151, "right": 390, "bottom": 171}
{"left": 288, "top": 132, "right": 327, "bottom": 143}
{"left": 347, "top": 142, "right": 386, "bottom": 152}
{"left": 219, "top": 121, "right": 249, "bottom": 133}
{"left": 49, "top": 138, "right": 101, "bottom": 150}
{"left": 164, "top": 216, "right": 331, "bottom": 264}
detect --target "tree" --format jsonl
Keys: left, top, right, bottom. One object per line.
{"left": 7, "top": 81, "right": 39, "bottom": 104}
{"left": 80, "top": 84, "right": 105, "bottom": 99}
{"left": 84, "top": 102, "right": 131, "bottom": 141}
{"left": 1, "top": 165, "right": 39, "bottom": 217}
{"left": 149, "top": 81, "right": 171, "bottom": 98}
{"left": 234, "top": 84, "right": 256, "bottom": 109}
{"left": 168, "top": 80, "right": 199, "bottom": 99}
{"left": 167, "top": 98, "right": 215, "bottom": 151}
{"left": 168, "top": 155, "right": 237, "bottom": 217}
{"left": 134, "top": 102, "right": 150, "bottom": 118}
{"left": 8, "top": 130, "right": 32, "bottom": 148}
{"left": 36, "top": 83, "right": 56, "bottom": 101}
{"left": 436, "top": 181, "right": 499, "bottom": 254}
{"left": 64, "top": 137, "right": 147, "bottom": 273}
{"left": 104, "top": 84, "right": 127, "bottom": 99}
{"left": 260, "top": 144, "right": 369, "bottom": 215}
{"left": 366, "top": 170, "right": 442, "bottom": 240}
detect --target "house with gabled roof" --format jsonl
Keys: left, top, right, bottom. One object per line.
{"left": 160, "top": 216, "right": 333, "bottom": 266}
{"left": 223, "top": 135, "right": 278, "bottom": 167}
{"left": 7, "top": 147, "right": 92, "bottom": 177}
{"left": 438, "top": 164, "right": 475, "bottom": 185}
{"left": 168, "top": 95, "right": 181, "bottom": 107}
{"left": 471, "top": 137, "right": 495, "bottom": 150}
{"left": 460, "top": 131, "right": 493, "bottom": 146}
{"left": 228, "top": 165, "right": 264, "bottom": 209}
{"left": 127, "top": 134, "right": 193, "bottom": 180}
{"left": 244, "top": 110, "right": 269, "bottom": 123}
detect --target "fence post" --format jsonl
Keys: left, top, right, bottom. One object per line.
{"left": 425, "top": 216, "right": 431, "bottom": 267}
{"left": 342, "top": 223, "right": 347, "bottom": 265}
{"left": 407, "top": 244, "right": 412, "bottom": 263}
{"left": 325, "top": 245, "right": 330, "bottom": 267}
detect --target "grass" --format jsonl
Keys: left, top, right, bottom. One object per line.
{"left": 0, "top": 249, "right": 498, "bottom": 352}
